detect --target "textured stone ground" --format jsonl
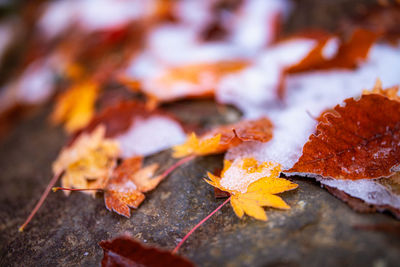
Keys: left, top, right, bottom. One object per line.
{"left": 0, "top": 101, "right": 399, "bottom": 267}
{"left": 2, "top": 0, "right": 399, "bottom": 266}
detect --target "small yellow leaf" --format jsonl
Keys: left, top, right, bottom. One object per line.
{"left": 205, "top": 158, "right": 298, "bottom": 221}
{"left": 51, "top": 81, "right": 99, "bottom": 133}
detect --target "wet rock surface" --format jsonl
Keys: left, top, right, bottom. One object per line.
{"left": 1, "top": 101, "right": 399, "bottom": 267}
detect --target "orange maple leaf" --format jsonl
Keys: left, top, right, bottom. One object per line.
{"left": 51, "top": 81, "right": 99, "bottom": 133}
{"left": 104, "top": 156, "right": 163, "bottom": 217}
{"left": 205, "top": 158, "right": 298, "bottom": 221}
{"left": 286, "top": 28, "right": 379, "bottom": 73}
{"left": 172, "top": 117, "right": 273, "bottom": 158}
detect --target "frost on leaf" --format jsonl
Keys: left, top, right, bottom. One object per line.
{"left": 52, "top": 125, "right": 120, "bottom": 196}
{"left": 51, "top": 81, "right": 99, "bottom": 133}
{"left": 100, "top": 236, "right": 194, "bottom": 267}
{"left": 104, "top": 157, "right": 162, "bottom": 217}
{"left": 172, "top": 117, "right": 273, "bottom": 158}
{"left": 287, "top": 94, "right": 400, "bottom": 180}
{"left": 72, "top": 100, "right": 186, "bottom": 158}
{"left": 206, "top": 158, "right": 298, "bottom": 221}
{"left": 317, "top": 173, "right": 400, "bottom": 218}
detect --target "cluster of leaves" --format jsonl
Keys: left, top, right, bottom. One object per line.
{"left": 5, "top": 0, "right": 400, "bottom": 265}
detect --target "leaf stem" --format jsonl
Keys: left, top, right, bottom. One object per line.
{"left": 172, "top": 196, "right": 231, "bottom": 254}
{"left": 159, "top": 155, "right": 195, "bottom": 181}
{"left": 19, "top": 172, "right": 61, "bottom": 232}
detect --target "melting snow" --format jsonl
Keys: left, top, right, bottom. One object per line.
{"left": 116, "top": 115, "right": 186, "bottom": 158}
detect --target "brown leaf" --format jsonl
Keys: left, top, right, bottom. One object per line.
{"left": 70, "top": 100, "right": 185, "bottom": 150}
{"left": 288, "top": 94, "right": 400, "bottom": 180}
{"left": 72, "top": 101, "right": 171, "bottom": 138}
{"left": 99, "top": 236, "right": 194, "bottom": 267}
{"left": 104, "top": 157, "right": 162, "bottom": 217}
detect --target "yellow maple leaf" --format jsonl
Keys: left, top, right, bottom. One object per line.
{"left": 205, "top": 158, "right": 298, "bottom": 221}
{"left": 172, "top": 132, "right": 222, "bottom": 158}
{"left": 51, "top": 81, "right": 99, "bottom": 133}
{"left": 52, "top": 125, "right": 120, "bottom": 196}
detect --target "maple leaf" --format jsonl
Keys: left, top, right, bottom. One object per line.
{"left": 287, "top": 93, "right": 400, "bottom": 180}
{"left": 205, "top": 158, "right": 298, "bottom": 221}
{"left": 99, "top": 236, "right": 194, "bottom": 267}
{"left": 51, "top": 81, "right": 99, "bottom": 133}
{"left": 104, "top": 156, "right": 163, "bottom": 217}
{"left": 52, "top": 125, "right": 120, "bottom": 196}
{"left": 172, "top": 117, "right": 273, "bottom": 158}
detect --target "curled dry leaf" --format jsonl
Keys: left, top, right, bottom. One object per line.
{"left": 52, "top": 125, "right": 120, "bottom": 196}
{"left": 125, "top": 60, "right": 248, "bottom": 105}
{"left": 206, "top": 158, "right": 298, "bottom": 221}
{"left": 104, "top": 156, "right": 162, "bottom": 217}
{"left": 172, "top": 117, "right": 273, "bottom": 158}
{"left": 287, "top": 93, "right": 400, "bottom": 180}
{"left": 100, "top": 236, "right": 194, "bottom": 267}
{"left": 51, "top": 81, "right": 99, "bottom": 133}
{"left": 286, "top": 28, "right": 379, "bottom": 73}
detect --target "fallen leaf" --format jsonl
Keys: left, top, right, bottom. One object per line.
{"left": 104, "top": 156, "right": 163, "bottom": 217}
{"left": 205, "top": 158, "right": 298, "bottom": 220}
{"left": 131, "top": 60, "right": 249, "bottom": 105}
{"left": 172, "top": 117, "right": 273, "bottom": 158}
{"left": 71, "top": 100, "right": 186, "bottom": 157}
{"left": 53, "top": 125, "right": 120, "bottom": 196}
{"left": 51, "top": 81, "right": 99, "bottom": 133}
{"left": 99, "top": 236, "right": 194, "bottom": 267}
{"left": 287, "top": 28, "right": 379, "bottom": 73}
{"left": 287, "top": 93, "right": 400, "bottom": 180}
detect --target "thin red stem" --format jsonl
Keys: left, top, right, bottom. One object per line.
{"left": 19, "top": 172, "right": 61, "bottom": 232}
{"left": 159, "top": 155, "right": 195, "bottom": 181}
{"left": 172, "top": 196, "right": 231, "bottom": 254}
{"left": 52, "top": 187, "right": 104, "bottom": 192}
